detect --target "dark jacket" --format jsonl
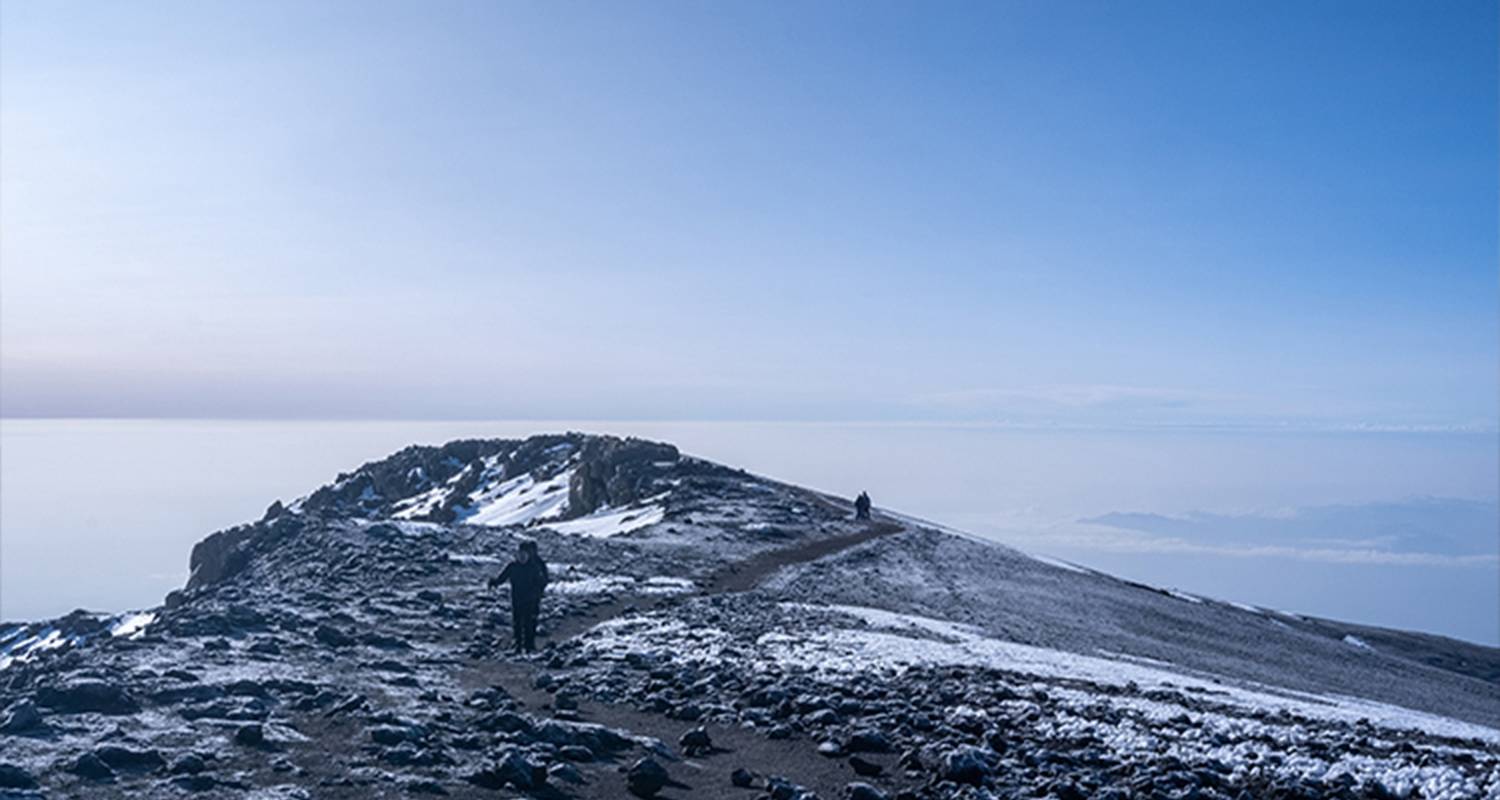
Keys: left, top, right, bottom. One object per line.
{"left": 490, "top": 558, "right": 549, "bottom": 606}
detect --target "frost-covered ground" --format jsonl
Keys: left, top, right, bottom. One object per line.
{"left": 2, "top": 433, "right": 1496, "bottom": 800}
{"left": 571, "top": 595, "right": 1500, "bottom": 800}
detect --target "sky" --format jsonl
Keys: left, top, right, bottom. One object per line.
{"left": 2, "top": 1, "right": 1496, "bottom": 428}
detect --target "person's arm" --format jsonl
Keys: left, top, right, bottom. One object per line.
{"left": 488, "top": 563, "right": 514, "bottom": 589}
{"left": 539, "top": 561, "right": 549, "bottom": 592}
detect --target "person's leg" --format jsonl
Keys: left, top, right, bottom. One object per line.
{"left": 510, "top": 604, "right": 524, "bottom": 653}
{"left": 522, "top": 602, "right": 539, "bottom": 652}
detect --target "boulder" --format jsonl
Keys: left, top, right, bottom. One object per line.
{"left": 678, "top": 725, "right": 712, "bottom": 755}
{"left": 492, "top": 749, "right": 544, "bottom": 790}
{"left": 943, "top": 745, "right": 995, "bottom": 786}
{"left": 94, "top": 745, "right": 166, "bottom": 771}
{"left": 151, "top": 684, "right": 226, "bottom": 705}
{"left": 35, "top": 680, "right": 140, "bottom": 715}
{"left": 66, "top": 752, "right": 115, "bottom": 780}
{"left": 626, "top": 756, "right": 670, "bottom": 797}
{"left": 0, "top": 764, "right": 37, "bottom": 790}
{"left": 548, "top": 762, "right": 585, "bottom": 784}
{"left": 845, "top": 729, "right": 892, "bottom": 753}
{"left": 314, "top": 623, "right": 355, "bottom": 648}
{"left": 0, "top": 700, "right": 42, "bottom": 733}
{"left": 169, "top": 753, "right": 206, "bottom": 775}
{"left": 849, "top": 755, "right": 883, "bottom": 776}
{"left": 369, "top": 724, "right": 423, "bottom": 745}
{"left": 234, "top": 723, "right": 265, "bottom": 746}
{"left": 846, "top": 782, "right": 888, "bottom": 800}
{"left": 559, "top": 745, "right": 595, "bottom": 762}
{"left": 171, "top": 773, "right": 219, "bottom": 792}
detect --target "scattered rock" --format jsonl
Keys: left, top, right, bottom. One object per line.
{"left": 626, "top": 757, "right": 670, "bottom": 797}
{"left": 845, "top": 729, "right": 892, "bottom": 754}
{"left": 559, "top": 745, "right": 595, "bottom": 762}
{"left": 0, "top": 700, "right": 42, "bottom": 734}
{"left": 943, "top": 745, "right": 994, "bottom": 786}
{"left": 548, "top": 762, "right": 585, "bottom": 784}
{"left": 170, "top": 773, "right": 219, "bottom": 792}
{"left": 235, "top": 723, "right": 265, "bottom": 746}
{"left": 35, "top": 680, "right": 140, "bottom": 715}
{"left": 94, "top": 745, "right": 167, "bottom": 771}
{"left": 500, "top": 749, "right": 546, "bottom": 790}
{"left": 369, "top": 724, "right": 422, "bottom": 745}
{"left": 846, "top": 782, "right": 887, "bottom": 800}
{"left": 66, "top": 752, "right": 116, "bottom": 781}
{"left": 0, "top": 764, "right": 37, "bottom": 790}
{"left": 848, "top": 755, "right": 883, "bottom": 777}
{"left": 314, "top": 623, "right": 355, "bottom": 648}
{"left": 679, "top": 725, "right": 712, "bottom": 755}
{"left": 469, "top": 749, "right": 544, "bottom": 791}
{"left": 169, "top": 753, "right": 206, "bottom": 775}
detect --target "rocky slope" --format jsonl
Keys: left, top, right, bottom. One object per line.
{"left": 2, "top": 432, "right": 1498, "bottom": 800}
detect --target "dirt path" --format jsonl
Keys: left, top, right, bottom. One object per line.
{"left": 705, "top": 520, "right": 903, "bottom": 594}
{"left": 451, "top": 515, "right": 915, "bottom": 798}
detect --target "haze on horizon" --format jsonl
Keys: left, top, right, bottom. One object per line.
{"left": 1, "top": 1, "right": 1495, "bottom": 429}
{"left": 2, "top": 3, "right": 1497, "bottom": 644}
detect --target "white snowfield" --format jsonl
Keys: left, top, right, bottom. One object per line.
{"left": 770, "top": 604, "right": 1500, "bottom": 745}
{"left": 541, "top": 501, "right": 666, "bottom": 539}
{"left": 579, "top": 603, "right": 1500, "bottom": 800}
{"left": 463, "top": 470, "right": 573, "bottom": 527}
{"left": 387, "top": 453, "right": 667, "bottom": 539}
{"left": 391, "top": 455, "right": 576, "bottom": 528}
{"left": 110, "top": 612, "right": 156, "bottom": 639}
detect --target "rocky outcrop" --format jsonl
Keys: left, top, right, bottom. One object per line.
{"left": 566, "top": 437, "right": 679, "bottom": 517}
{"left": 299, "top": 438, "right": 517, "bottom": 518}
{"left": 186, "top": 515, "right": 303, "bottom": 590}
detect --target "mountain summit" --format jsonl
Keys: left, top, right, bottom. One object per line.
{"left": 2, "top": 433, "right": 1497, "bottom": 799}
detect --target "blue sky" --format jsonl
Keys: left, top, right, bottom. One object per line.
{"left": 2, "top": 1, "right": 1496, "bottom": 428}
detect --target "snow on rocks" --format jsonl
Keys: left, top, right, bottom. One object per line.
{"left": 769, "top": 604, "right": 1500, "bottom": 744}
{"left": 110, "top": 612, "right": 156, "bottom": 639}
{"left": 542, "top": 500, "right": 666, "bottom": 538}
{"left": 558, "top": 593, "right": 1500, "bottom": 800}
{"left": 460, "top": 469, "right": 573, "bottom": 527}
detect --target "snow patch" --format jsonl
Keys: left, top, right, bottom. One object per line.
{"left": 462, "top": 470, "right": 573, "bottom": 527}
{"left": 550, "top": 574, "right": 695, "bottom": 596}
{"left": 0, "top": 628, "right": 72, "bottom": 670}
{"left": 447, "top": 553, "right": 503, "bottom": 565}
{"left": 640, "top": 576, "right": 696, "bottom": 595}
{"left": 544, "top": 502, "right": 665, "bottom": 538}
{"left": 551, "top": 575, "right": 636, "bottom": 595}
{"left": 110, "top": 612, "right": 156, "bottom": 639}
{"left": 762, "top": 604, "right": 1500, "bottom": 745}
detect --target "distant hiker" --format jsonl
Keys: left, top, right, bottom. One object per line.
{"left": 854, "top": 491, "right": 872, "bottom": 520}
{"left": 487, "top": 540, "right": 549, "bottom": 654}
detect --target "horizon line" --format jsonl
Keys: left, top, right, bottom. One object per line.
{"left": 1, "top": 415, "right": 1495, "bottom": 436}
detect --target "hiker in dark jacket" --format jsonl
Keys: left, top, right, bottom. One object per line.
{"left": 854, "top": 491, "right": 872, "bottom": 520}
{"left": 487, "top": 540, "right": 549, "bottom": 654}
